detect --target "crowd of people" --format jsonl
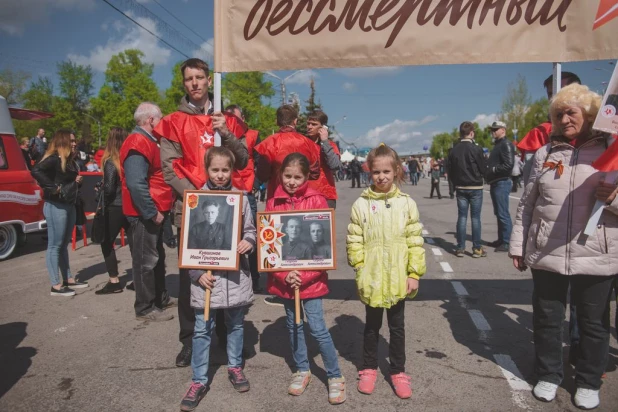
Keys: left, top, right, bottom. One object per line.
{"left": 26, "top": 60, "right": 618, "bottom": 410}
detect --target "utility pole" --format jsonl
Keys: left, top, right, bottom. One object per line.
{"left": 264, "top": 71, "right": 305, "bottom": 106}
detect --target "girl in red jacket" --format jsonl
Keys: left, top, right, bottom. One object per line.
{"left": 265, "top": 153, "right": 346, "bottom": 405}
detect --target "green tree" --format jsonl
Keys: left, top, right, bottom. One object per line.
{"left": 430, "top": 130, "right": 457, "bottom": 159}
{"left": 15, "top": 76, "right": 56, "bottom": 138}
{"left": 473, "top": 123, "right": 493, "bottom": 150}
{"left": 0, "top": 69, "right": 31, "bottom": 105}
{"left": 499, "top": 74, "right": 531, "bottom": 140}
{"left": 91, "top": 49, "right": 161, "bottom": 147}
{"left": 521, "top": 97, "right": 550, "bottom": 137}
{"left": 222, "top": 71, "right": 277, "bottom": 139}
{"left": 161, "top": 61, "right": 185, "bottom": 115}
{"left": 297, "top": 77, "right": 323, "bottom": 135}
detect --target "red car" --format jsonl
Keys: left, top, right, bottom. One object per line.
{"left": 0, "top": 96, "right": 49, "bottom": 260}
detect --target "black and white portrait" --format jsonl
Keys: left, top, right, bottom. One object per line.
{"left": 281, "top": 216, "right": 312, "bottom": 260}
{"left": 179, "top": 191, "right": 243, "bottom": 270}
{"left": 188, "top": 198, "right": 233, "bottom": 250}
{"left": 258, "top": 210, "right": 335, "bottom": 272}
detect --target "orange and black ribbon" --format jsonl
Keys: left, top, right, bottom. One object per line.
{"left": 543, "top": 160, "right": 564, "bottom": 177}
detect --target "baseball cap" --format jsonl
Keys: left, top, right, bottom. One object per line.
{"left": 489, "top": 121, "right": 507, "bottom": 130}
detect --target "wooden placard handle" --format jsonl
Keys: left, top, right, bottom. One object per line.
{"left": 295, "top": 288, "right": 301, "bottom": 325}
{"left": 204, "top": 270, "right": 212, "bottom": 319}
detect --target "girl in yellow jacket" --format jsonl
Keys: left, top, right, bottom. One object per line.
{"left": 346, "top": 144, "right": 426, "bottom": 399}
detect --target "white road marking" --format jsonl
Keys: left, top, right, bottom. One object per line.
{"left": 493, "top": 354, "right": 532, "bottom": 391}
{"left": 451, "top": 281, "right": 469, "bottom": 296}
{"left": 423, "top": 222, "right": 529, "bottom": 410}
{"left": 422, "top": 229, "right": 429, "bottom": 235}
{"left": 439, "top": 262, "right": 453, "bottom": 272}
{"left": 493, "top": 354, "right": 533, "bottom": 410}
{"left": 468, "top": 309, "right": 491, "bottom": 331}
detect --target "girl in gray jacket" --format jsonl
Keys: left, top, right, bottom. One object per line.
{"left": 180, "top": 147, "right": 256, "bottom": 412}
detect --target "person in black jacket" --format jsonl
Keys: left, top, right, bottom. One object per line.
{"left": 486, "top": 121, "right": 515, "bottom": 252}
{"left": 447, "top": 121, "right": 487, "bottom": 258}
{"left": 31, "top": 129, "right": 89, "bottom": 297}
{"left": 96, "top": 127, "right": 131, "bottom": 295}
{"left": 349, "top": 157, "right": 362, "bottom": 188}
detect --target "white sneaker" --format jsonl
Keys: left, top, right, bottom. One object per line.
{"left": 574, "top": 388, "right": 600, "bottom": 410}
{"left": 533, "top": 381, "right": 558, "bottom": 402}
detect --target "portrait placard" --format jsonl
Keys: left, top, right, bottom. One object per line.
{"left": 257, "top": 209, "right": 336, "bottom": 272}
{"left": 179, "top": 190, "right": 243, "bottom": 270}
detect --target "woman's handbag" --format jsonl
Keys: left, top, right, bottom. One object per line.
{"left": 90, "top": 186, "right": 105, "bottom": 244}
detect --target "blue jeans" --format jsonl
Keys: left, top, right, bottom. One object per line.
{"left": 43, "top": 201, "right": 76, "bottom": 286}
{"left": 409, "top": 171, "right": 418, "bottom": 185}
{"left": 191, "top": 307, "right": 246, "bottom": 385}
{"left": 283, "top": 298, "right": 341, "bottom": 378}
{"left": 455, "top": 189, "right": 483, "bottom": 250}
{"left": 490, "top": 179, "right": 513, "bottom": 245}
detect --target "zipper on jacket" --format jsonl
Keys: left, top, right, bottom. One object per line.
{"left": 603, "top": 223, "right": 608, "bottom": 254}
{"left": 564, "top": 136, "right": 605, "bottom": 274}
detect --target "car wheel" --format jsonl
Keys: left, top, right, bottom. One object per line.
{"left": 0, "top": 224, "right": 18, "bottom": 260}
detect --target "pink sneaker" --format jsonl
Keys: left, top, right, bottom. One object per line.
{"left": 391, "top": 373, "right": 412, "bottom": 399}
{"left": 357, "top": 369, "right": 378, "bottom": 394}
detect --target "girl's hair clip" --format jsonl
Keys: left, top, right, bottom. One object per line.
{"left": 379, "top": 143, "right": 386, "bottom": 147}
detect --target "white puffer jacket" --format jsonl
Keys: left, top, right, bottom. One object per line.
{"left": 510, "top": 133, "right": 618, "bottom": 276}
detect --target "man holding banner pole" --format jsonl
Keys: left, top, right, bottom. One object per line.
{"left": 155, "top": 58, "right": 249, "bottom": 368}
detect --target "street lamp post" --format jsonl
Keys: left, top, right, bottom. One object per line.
{"left": 264, "top": 70, "right": 306, "bottom": 106}
{"left": 84, "top": 113, "right": 102, "bottom": 149}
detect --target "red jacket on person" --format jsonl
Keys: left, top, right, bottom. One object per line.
{"left": 232, "top": 129, "right": 258, "bottom": 192}
{"left": 254, "top": 126, "right": 320, "bottom": 200}
{"left": 308, "top": 140, "right": 340, "bottom": 200}
{"left": 265, "top": 183, "right": 330, "bottom": 300}
{"left": 153, "top": 111, "right": 246, "bottom": 190}
{"left": 120, "top": 131, "right": 173, "bottom": 216}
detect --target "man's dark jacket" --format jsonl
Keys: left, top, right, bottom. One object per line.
{"left": 447, "top": 139, "right": 486, "bottom": 188}
{"left": 485, "top": 138, "right": 515, "bottom": 184}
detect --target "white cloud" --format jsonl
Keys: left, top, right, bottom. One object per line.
{"left": 286, "top": 69, "right": 319, "bottom": 86}
{"left": 68, "top": 15, "right": 171, "bottom": 71}
{"left": 356, "top": 115, "right": 439, "bottom": 152}
{"left": 335, "top": 66, "right": 403, "bottom": 78}
{"left": 342, "top": 82, "right": 357, "bottom": 92}
{"left": 472, "top": 113, "right": 498, "bottom": 128}
{"left": 0, "top": 0, "right": 95, "bottom": 35}
{"left": 193, "top": 39, "right": 214, "bottom": 63}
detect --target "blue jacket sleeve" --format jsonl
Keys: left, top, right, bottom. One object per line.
{"left": 123, "top": 152, "right": 158, "bottom": 220}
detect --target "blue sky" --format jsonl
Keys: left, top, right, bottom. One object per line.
{"left": 0, "top": 0, "right": 615, "bottom": 154}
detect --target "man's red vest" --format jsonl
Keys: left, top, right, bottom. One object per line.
{"left": 254, "top": 128, "right": 321, "bottom": 199}
{"left": 120, "top": 131, "right": 173, "bottom": 216}
{"left": 153, "top": 112, "right": 246, "bottom": 190}
{"left": 232, "top": 129, "right": 258, "bottom": 192}
{"left": 308, "top": 140, "right": 340, "bottom": 200}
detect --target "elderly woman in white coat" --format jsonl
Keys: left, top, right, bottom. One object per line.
{"left": 509, "top": 84, "right": 617, "bottom": 410}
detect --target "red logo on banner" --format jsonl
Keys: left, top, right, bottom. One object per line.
{"left": 594, "top": 0, "right": 618, "bottom": 29}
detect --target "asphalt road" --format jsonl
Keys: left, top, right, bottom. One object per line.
{"left": 1, "top": 177, "right": 617, "bottom": 412}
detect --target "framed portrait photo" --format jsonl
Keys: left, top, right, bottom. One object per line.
{"left": 257, "top": 209, "right": 336, "bottom": 272}
{"left": 179, "top": 190, "right": 243, "bottom": 270}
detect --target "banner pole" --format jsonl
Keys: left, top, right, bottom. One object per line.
{"left": 214, "top": 72, "right": 222, "bottom": 147}
{"left": 553, "top": 62, "right": 562, "bottom": 97}
{"left": 295, "top": 288, "right": 301, "bottom": 325}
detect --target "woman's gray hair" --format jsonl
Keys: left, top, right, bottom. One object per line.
{"left": 133, "top": 102, "right": 162, "bottom": 126}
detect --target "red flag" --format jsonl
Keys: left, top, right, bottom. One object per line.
{"left": 592, "top": 136, "right": 618, "bottom": 171}
{"left": 517, "top": 122, "right": 552, "bottom": 153}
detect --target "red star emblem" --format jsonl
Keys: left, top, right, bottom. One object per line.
{"left": 593, "top": 0, "right": 618, "bottom": 30}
